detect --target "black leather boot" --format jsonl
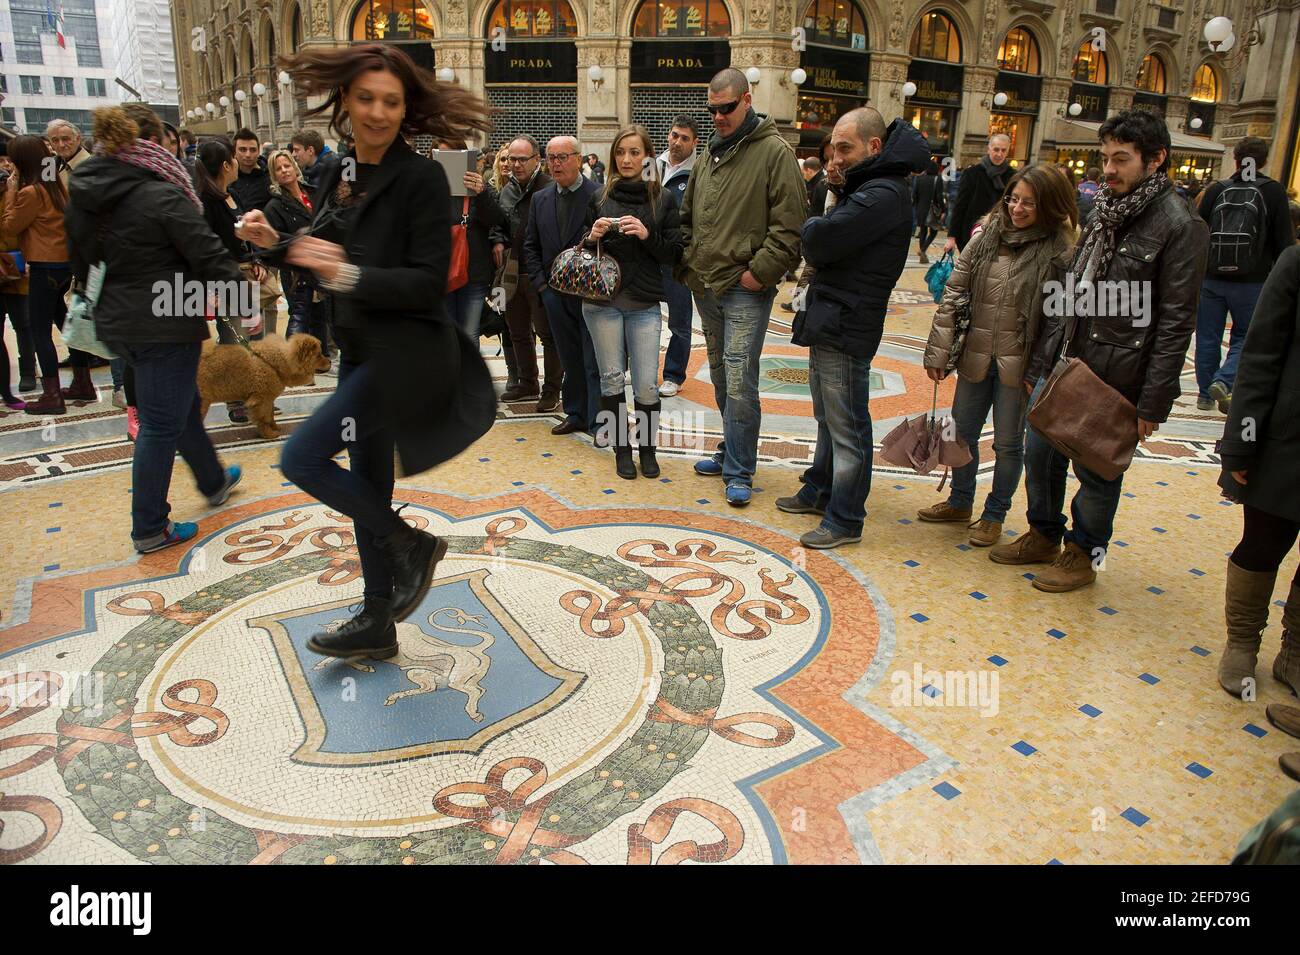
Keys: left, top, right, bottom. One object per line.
{"left": 307, "top": 598, "right": 398, "bottom": 659}
{"left": 601, "top": 394, "right": 636, "bottom": 479}
{"left": 635, "top": 400, "right": 661, "bottom": 478}
{"left": 375, "top": 517, "right": 448, "bottom": 622}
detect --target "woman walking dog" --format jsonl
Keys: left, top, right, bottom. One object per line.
{"left": 237, "top": 44, "right": 495, "bottom": 661}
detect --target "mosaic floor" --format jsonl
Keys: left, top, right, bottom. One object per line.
{"left": 1, "top": 260, "right": 1295, "bottom": 866}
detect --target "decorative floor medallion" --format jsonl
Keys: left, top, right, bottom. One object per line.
{"left": 1, "top": 489, "right": 935, "bottom": 865}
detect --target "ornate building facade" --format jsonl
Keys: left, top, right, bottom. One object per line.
{"left": 169, "top": 0, "right": 1300, "bottom": 185}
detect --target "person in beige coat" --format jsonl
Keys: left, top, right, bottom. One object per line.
{"left": 919, "top": 163, "right": 1078, "bottom": 545}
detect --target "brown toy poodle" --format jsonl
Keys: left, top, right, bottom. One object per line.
{"left": 198, "top": 333, "right": 322, "bottom": 439}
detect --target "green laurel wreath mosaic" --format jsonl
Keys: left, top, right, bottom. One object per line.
{"left": 59, "top": 534, "right": 727, "bottom": 865}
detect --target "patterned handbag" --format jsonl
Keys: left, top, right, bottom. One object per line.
{"left": 548, "top": 234, "right": 621, "bottom": 302}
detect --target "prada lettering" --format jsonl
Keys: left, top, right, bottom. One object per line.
{"left": 510, "top": 57, "right": 553, "bottom": 69}
{"left": 658, "top": 56, "right": 704, "bottom": 68}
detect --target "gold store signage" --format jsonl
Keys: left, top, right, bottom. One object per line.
{"left": 630, "top": 39, "right": 729, "bottom": 84}
{"left": 484, "top": 40, "right": 577, "bottom": 84}
{"left": 800, "top": 47, "right": 869, "bottom": 98}
{"left": 906, "top": 60, "right": 964, "bottom": 107}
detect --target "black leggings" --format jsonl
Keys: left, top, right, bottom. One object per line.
{"left": 918, "top": 225, "right": 939, "bottom": 252}
{"left": 1232, "top": 504, "right": 1300, "bottom": 581}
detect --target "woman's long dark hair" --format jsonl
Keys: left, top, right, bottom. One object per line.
{"left": 989, "top": 163, "right": 1080, "bottom": 234}
{"left": 278, "top": 44, "right": 491, "bottom": 146}
{"left": 603, "top": 125, "right": 660, "bottom": 206}
{"left": 194, "top": 139, "right": 233, "bottom": 201}
{"left": 8, "top": 135, "right": 67, "bottom": 212}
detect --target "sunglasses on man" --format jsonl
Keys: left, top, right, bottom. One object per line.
{"left": 706, "top": 99, "right": 742, "bottom": 116}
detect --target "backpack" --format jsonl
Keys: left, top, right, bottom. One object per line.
{"left": 1207, "top": 179, "right": 1269, "bottom": 275}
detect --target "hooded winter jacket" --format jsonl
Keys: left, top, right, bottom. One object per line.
{"left": 676, "top": 112, "right": 805, "bottom": 294}
{"left": 64, "top": 154, "right": 245, "bottom": 344}
{"left": 793, "top": 119, "right": 930, "bottom": 358}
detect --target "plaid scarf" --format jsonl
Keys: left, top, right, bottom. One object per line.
{"left": 97, "top": 138, "right": 202, "bottom": 211}
{"left": 1070, "top": 170, "right": 1169, "bottom": 285}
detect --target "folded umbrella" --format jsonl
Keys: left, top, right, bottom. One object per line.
{"left": 879, "top": 382, "right": 973, "bottom": 489}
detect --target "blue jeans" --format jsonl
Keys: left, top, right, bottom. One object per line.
{"left": 27, "top": 263, "right": 71, "bottom": 378}
{"left": 116, "top": 342, "right": 225, "bottom": 543}
{"left": 1023, "top": 377, "right": 1125, "bottom": 557}
{"left": 661, "top": 265, "right": 694, "bottom": 385}
{"left": 582, "top": 301, "right": 661, "bottom": 404}
{"left": 947, "top": 366, "right": 1028, "bottom": 523}
{"left": 540, "top": 288, "right": 599, "bottom": 430}
{"left": 281, "top": 359, "right": 404, "bottom": 602}
{"left": 447, "top": 281, "right": 489, "bottom": 340}
{"left": 1195, "top": 278, "right": 1263, "bottom": 398}
{"left": 695, "top": 284, "right": 777, "bottom": 485}
{"left": 285, "top": 277, "right": 333, "bottom": 358}
{"left": 797, "top": 344, "right": 874, "bottom": 536}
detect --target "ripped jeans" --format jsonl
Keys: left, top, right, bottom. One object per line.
{"left": 581, "top": 301, "right": 661, "bottom": 404}
{"left": 695, "top": 284, "right": 777, "bottom": 485}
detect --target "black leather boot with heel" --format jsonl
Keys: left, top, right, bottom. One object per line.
{"left": 601, "top": 394, "right": 636, "bottom": 480}
{"left": 306, "top": 597, "right": 398, "bottom": 659}
{"left": 376, "top": 515, "right": 448, "bottom": 621}
{"left": 635, "top": 399, "right": 661, "bottom": 478}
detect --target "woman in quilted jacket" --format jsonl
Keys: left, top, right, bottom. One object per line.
{"left": 920, "top": 163, "right": 1078, "bottom": 546}
{"left": 581, "top": 124, "right": 683, "bottom": 481}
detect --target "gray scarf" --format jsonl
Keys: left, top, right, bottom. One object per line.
{"left": 708, "top": 108, "right": 761, "bottom": 155}
{"left": 964, "top": 215, "right": 1069, "bottom": 345}
{"left": 980, "top": 155, "right": 1009, "bottom": 192}
{"left": 1071, "top": 171, "right": 1170, "bottom": 284}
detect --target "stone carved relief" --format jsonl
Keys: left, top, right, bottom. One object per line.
{"left": 447, "top": 0, "right": 466, "bottom": 31}
{"left": 592, "top": 0, "right": 613, "bottom": 32}
{"left": 750, "top": 0, "right": 771, "bottom": 31}
{"left": 888, "top": 0, "right": 906, "bottom": 47}
{"left": 1124, "top": 2, "right": 1144, "bottom": 84}
{"left": 776, "top": 0, "right": 793, "bottom": 32}
{"left": 1057, "top": 0, "right": 1078, "bottom": 74}
{"left": 978, "top": 0, "right": 1000, "bottom": 64}
{"left": 311, "top": 0, "right": 330, "bottom": 37}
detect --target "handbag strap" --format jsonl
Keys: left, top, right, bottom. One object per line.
{"left": 460, "top": 196, "right": 470, "bottom": 227}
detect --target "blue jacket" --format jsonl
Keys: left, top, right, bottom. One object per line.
{"left": 657, "top": 149, "right": 697, "bottom": 209}
{"left": 523, "top": 176, "right": 601, "bottom": 292}
{"left": 794, "top": 119, "right": 930, "bottom": 358}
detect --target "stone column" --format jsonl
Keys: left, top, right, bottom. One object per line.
{"left": 576, "top": 38, "right": 623, "bottom": 164}
{"left": 1219, "top": 3, "right": 1300, "bottom": 176}
{"left": 958, "top": 64, "right": 998, "bottom": 167}
{"left": 1036, "top": 76, "right": 1074, "bottom": 164}
{"left": 870, "top": 52, "right": 911, "bottom": 125}
{"left": 731, "top": 38, "right": 801, "bottom": 144}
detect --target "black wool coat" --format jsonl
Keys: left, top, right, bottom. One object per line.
{"left": 296, "top": 138, "right": 495, "bottom": 477}
{"left": 1218, "top": 245, "right": 1300, "bottom": 520}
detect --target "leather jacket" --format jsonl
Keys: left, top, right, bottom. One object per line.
{"left": 1027, "top": 188, "right": 1208, "bottom": 423}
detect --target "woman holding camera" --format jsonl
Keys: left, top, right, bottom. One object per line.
{"left": 582, "top": 124, "right": 682, "bottom": 480}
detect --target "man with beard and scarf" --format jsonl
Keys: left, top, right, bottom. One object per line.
{"left": 991, "top": 109, "right": 1209, "bottom": 592}
{"left": 776, "top": 107, "right": 930, "bottom": 548}
{"left": 679, "top": 68, "right": 806, "bottom": 507}
{"left": 945, "top": 134, "right": 1011, "bottom": 253}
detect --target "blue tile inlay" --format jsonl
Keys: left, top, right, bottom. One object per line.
{"left": 1047, "top": 858, "right": 1064, "bottom": 865}
{"left": 1155, "top": 480, "right": 1169, "bottom": 487}
{"left": 1243, "top": 723, "right": 1267, "bottom": 738}
{"left": 1152, "top": 526, "right": 1167, "bottom": 534}
{"left": 1121, "top": 807, "right": 1149, "bottom": 827}
{"left": 1186, "top": 762, "right": 1213, "bottom": 779}
{"left": 602, "top": 489, "right": 615, "bottom": 495}
{"left": 511, "top": 481, "right": 525, "bottom": 487}
{"left": 43, "top": 563, "right": 59, "bottom": 572}
{"left": 1146, "top": 586, "right": 1164, "bottom": 595}
{"left": 1047, "top": 628, "right": 1066, "bottom": 639}
{"left": 1187, "top": 514, "right": 1201, "bottom": 520}
{"left": 1138, "top": 672, "right": 1160, "bottom": 685}
{"left": 1190, "top": 645, "right": 1210, "bottom": 657}
{"left": 988, "top": 655, "right": 1008, "bottom": 667}
{"left": 569, "top": 469, "right": 582, "bottom": 475}
{"left": 970, "top": 591, "right": 987, "bottom": 600}
{"left": 541, "top": 452, "right": 553, "bottom": 458}
{"left": 1079, "top": 704, "right": 1102, "bottom": 718}
{"left": 910, "top": 612, "right": 929, "bottom": 623}
{"left": 1189, "top": 568, "right": 1205, "bottom": 577}
{"left": 903, "top": 559, "right": 920, "bottom": 567}
{"left": 696, "top": 498, "right": 710, "bottom": 505}
{"left": 48, "top": 502, "right": 62, "bottom": 508}
{"left": 1011, "top": 740, "right": 1037, "bottom": 757}
{"left": 955, "top": 543, "right": 972, "bottom": 552}
{"left": 1123, "top": 492, "right": 1136, "bottom": 498}
{"left": 660, "top": 478, "right": 672, "bottom": 484}
{"left": 1023, "top": 572, "right": 1037, "bottom": 580}
{"left": 1113, "top": 540, "right": 1128, "bottom": 547}
{"left": 921, "top": 684, "right": 942, "bottom": 698}
{"left": 898, "top": 518, "right": 913, "bottom": 525}
{"left": 1099, "top": 606, "right": 1118, "bottom": 615}
{"left": 932, "top": 782, "right": 961, "bottom": 800}
{"left": 45, "top": 527, "right": 60, "bottom": 533}
{"left": 478, "top": 457, "right": 491, "bottom": 462}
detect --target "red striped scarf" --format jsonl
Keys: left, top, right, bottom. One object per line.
{"left": 98, "top": 138, "right": 201, "bottom": 210}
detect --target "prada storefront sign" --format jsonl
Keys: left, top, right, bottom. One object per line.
{"left": 1068, "top": 82, "right": 1110, "bottom": 122}
{"left": 630, "top": 39, "right": 730, "bottom": 84}
{"left": 993, "top": 71, "right": 1042, "bottom": 115}
{"left": 800, "top": 47, "right": 869, "bottom": 98}
{"left": 906, "top": 59, "right": 964, "bottom": 107}
{"left": 484, "top": 40, "right": 578, "bottom": 84}
{"left": 1132, "top": 91, "right": 1168, "bottom": 116}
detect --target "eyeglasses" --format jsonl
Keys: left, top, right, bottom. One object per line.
{"left": 505, "top": 154, "right": 536, "bottom": 164}
{"left": 1005, "top": 196, "right": 1037, "bottom": 210}
{"left": 706, "top": 99, "right": 742, "bottom": 116}
{"left": 546, "top": 152, "right": 578, "bottom": 163}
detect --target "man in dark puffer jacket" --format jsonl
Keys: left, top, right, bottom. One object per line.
{"left": 781, "top": 108, "right": 930, "bottom": 549}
